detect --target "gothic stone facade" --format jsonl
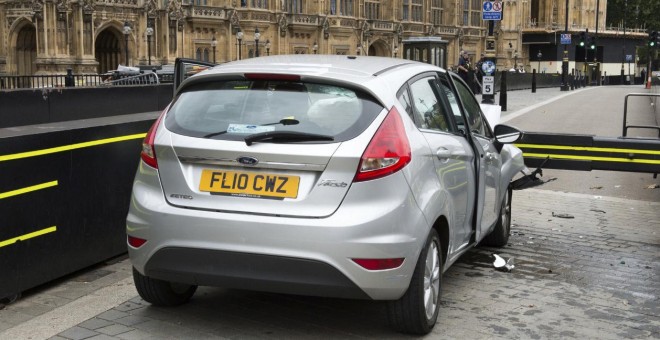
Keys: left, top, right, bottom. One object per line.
{"left": 0, "top": 0, "right": 612, "bottom": 76}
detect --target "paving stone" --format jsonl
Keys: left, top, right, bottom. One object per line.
{"left": 78, "top": 318, "right": 114, "bottom": 330}
{"left": 114, "top": 315, "right": 150, "bottom": 327}
{"left": 96, "top": 309, "right": 129, "bottom": 321}
{"left": 95, "top": 324, "right": 134, "bottom": 336}
{"left": 57, "top": 326, "right": 99, "bottom": 340}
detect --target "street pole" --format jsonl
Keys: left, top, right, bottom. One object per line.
{"left": 237, "top": 30, "right": 243, "bottom": 60}
{"left": 146, "top": 25, "right": 153, "bottom": 66}
{"left": 622, "top": 0, "right": 626, "bottom": 85}
{"left": 595, "top": 0, "right": 601, "bottom": 85}
{"left": 560, "top": 0, "right": 569, "bottom": 91}
{"left": 211, "top": 35, "right": 217, "bottom": 63}
{"left": 123, "top": 21, "right": 131, "bottom": 66}
{"left": 255, "top": 28, "right": 260, "bottom": 58}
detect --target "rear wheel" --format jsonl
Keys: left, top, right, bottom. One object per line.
{"left": 132, "top": 268, "right": 197, "bottom": 306}
{"left": 387, "top": 229, "right": 442, "bottom": 335}
{"left": 481, "top": 187, "right": 512, "bottom": 247}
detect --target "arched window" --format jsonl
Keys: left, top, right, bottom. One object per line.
{"left": 196, "top": 48, "right": 202, "bottom": 60}
{"left": 204, "top": 48, "right": 210, "bottom": 62}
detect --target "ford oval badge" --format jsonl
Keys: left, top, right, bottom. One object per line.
{"left": 237, "top": 156, "right": 259, "bottom": 166}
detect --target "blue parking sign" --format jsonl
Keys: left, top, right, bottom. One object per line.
{"left": 560, "top": 34, "right": 572, "bottom": 45}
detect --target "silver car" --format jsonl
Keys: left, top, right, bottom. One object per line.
{"left": 127, "top": 55, "right": 526, "bottom": 334}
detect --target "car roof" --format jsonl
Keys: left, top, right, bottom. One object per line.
{"left": 179, "top": 55, "right": 447, "bottom": 94}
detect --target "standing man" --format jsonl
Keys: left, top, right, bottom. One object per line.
{"left": 457, "top": 51, "right": 471, "bottom": 84}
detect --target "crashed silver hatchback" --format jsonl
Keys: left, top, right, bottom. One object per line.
{"left": 126, "top": 55, "right": 528, "bottom": 334}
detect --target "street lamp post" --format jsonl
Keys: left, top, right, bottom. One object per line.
{"left": 356, "top": 42, "right": 361, "bottom": 55}
{"left": 123, "top": 21, "right": 132, "bottom": 66}
{"left": 514, "top": 50, "right": 518, "bottom": 71}
{"left": 211, "top": 34, "right": 217, "bottom": 63}
{"left": 237, "top": 29, "right": 243, "bottom": 60}
{"left": 146, "top": 24, "right": 153, "bottom": 66}
{"left": 537, "top": 50, "right": 542, "bottom": 73}
{"left": 560, "top": 0, "right": 569, "bottom": 91}
{"left": 394, "top": 45, "right": 398, "bottom": 58}
{"left": 266, "top": 39, "right": 271, "bottom": 56}
{"left": 254, "top": 28, "right": 260, "bottom": 57}
{"left": 312, "top": 41, "right": 318, "bottom": 54}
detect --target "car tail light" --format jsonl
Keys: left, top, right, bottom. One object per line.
{"left": 354, "top": 106, "right": 411, "bottom": 182}
{"left": 352, "top": 258, "right": 405, "bottom": 270}
{"left": 141, "top": 110, "right": 166, "bottom": 169}
{"left": 127, "top": 235, "right": 147, "bottom": 248}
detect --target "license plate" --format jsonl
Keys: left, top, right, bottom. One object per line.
{"left": 199, "top": 169, "right": 300, "bottom": 199}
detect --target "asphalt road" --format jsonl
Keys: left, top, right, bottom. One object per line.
{"left": 503, "top": 86, "right": 660, "bottom": 202}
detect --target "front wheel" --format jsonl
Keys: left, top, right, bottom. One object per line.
{"left": 133, "top": 268, "right": 197, "bottom": 306}
{"left": 387, "top": 229, "right": 442, "bottom": 335}
{"left": 481, "top": 187, "right": 512, "bottom": 247}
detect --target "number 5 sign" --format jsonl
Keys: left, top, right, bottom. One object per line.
{"left": 482, "top": 76, "right": 494, "bottom": 95}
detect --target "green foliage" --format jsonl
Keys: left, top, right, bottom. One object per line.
{"left": 606, "top": 0, "right": 660, "bottom": 30}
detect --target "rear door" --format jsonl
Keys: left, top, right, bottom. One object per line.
{"left": 398, "top": 73, "right": 476, "bottom": 253}
{"left": 449, "top": 74, "right": 502, "bottom": 240}
{"left": 155, "top": 74, "right": 385, "bottom": 218}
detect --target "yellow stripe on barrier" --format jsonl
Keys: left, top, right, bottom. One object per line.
{"left": 523, "top": 152, "right": 660, "bottom": 165}
{"left": 0, "top": 133, "right": 147, "bottom": 162}
{"left": 0, "top": 181, "right": 58, "bottom": 200}
{"left": 515, "top": 143, "right": 660, "bottom": 156}
{"left": 0, "top": 226, "right": 57, "bottom": 248}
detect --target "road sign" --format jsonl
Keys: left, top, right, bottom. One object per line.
{"left": 482, "top": 76, "right": 494, "bottom": 95}
{"left": 560, "top": 33, "right": 572, "bottom": 45}
{"left": 482, "top": 1, "right": 503, "bottom": 21}
{"left": 625, "top": 54, "right": 633, "bottom": 62}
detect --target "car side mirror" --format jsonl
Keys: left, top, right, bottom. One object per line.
{"left": 494, "top": 124, "right": 523, "bottom": 144}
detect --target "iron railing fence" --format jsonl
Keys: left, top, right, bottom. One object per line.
{"left": 0, "top": 71, "right": 173, "bottom": 90}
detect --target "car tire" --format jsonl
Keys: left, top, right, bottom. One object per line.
{"left": 387, "top": 229, "right": 442, "bottom": 335}
{"left": 132, "top": 267, "right": 197, "bottom": 306}
{"left": 481, "top": 187, "right": 512, "bottom": 247}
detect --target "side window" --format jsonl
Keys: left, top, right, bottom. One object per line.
{"left": 438, "top": 76, "right": 465, "bottom": 133}
{"left": 409, "top": 76, "right": 450, "bottom": 132}
{"left": 452, "top": 76, "right": 490, "bottom": 137}
{"left": 397, "top": 87, "right": 415, "bottom": 121}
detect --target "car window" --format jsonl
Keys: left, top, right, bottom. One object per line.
{"left": 438, "top": 76, "right": 465, "bottom": 133}
{"left": 165, "top": 79, "right": 383, "bottom": 142}
{"left": 408, "top": 76, "right": 450, "bottom": 132}
{"left": 397, "top": 87, "right": 415, "bottom": 121}
{"left": 452, "top": 76, "right": 490, "bottom": 137}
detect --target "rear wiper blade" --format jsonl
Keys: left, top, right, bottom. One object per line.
{"left": 202, "top": 118, "right": 299, "bottom": 139}
{"left": 244, "top": 131, "right": 334, "bottom": 146}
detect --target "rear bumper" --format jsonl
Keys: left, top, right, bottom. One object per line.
{"left": 127, "top": 162, "right": 430, "bottom": 300}
{"left": 144, "top": 247, "right": 370, "bottom": 299}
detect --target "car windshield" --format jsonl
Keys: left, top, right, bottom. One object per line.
{"left": 165, "top": 79, "right": 384, "bottom": 143}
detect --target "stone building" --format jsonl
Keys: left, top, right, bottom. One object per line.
{"left": 0, "top": 0, "right": 646, "bottom": 78}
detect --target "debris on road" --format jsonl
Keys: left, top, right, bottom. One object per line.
{"left": 590, "top": 186, "right": 603, "bottom": 189}
{"left": 552, "top": 212, "right": 575, "bottom": 219}
{"left": 590, "top": 209, "right": 606, "bottom": 213}
{"left": 493, "top": 254, "right": 515, "bottom": 272}
{"left": 646, "top": 184, "right": 659, "bottom": 189}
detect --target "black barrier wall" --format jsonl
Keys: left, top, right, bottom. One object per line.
{"left": 0, "top": 84, "right": 172, "bottom": 129}
{"left": 0, "top": 116, "right": 156, "bottom": 299}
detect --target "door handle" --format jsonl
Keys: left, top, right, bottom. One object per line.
{"left": 436, "top": 148, "right": 451, "bottom": 160}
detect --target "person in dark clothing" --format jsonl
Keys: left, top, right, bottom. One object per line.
{"left": 457, "top": 50, "right": 470, "bottom": 84}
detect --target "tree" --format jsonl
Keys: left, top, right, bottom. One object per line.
{"left": 606, "top": 0, "right": 660, "bottom": 30}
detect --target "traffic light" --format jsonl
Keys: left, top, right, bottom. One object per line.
{"left": 650, "top": 31, "right": 658, "bottom": 47}
{"left": 579, "top": 31, "right": 586, "bottom": 47}
{"left": 589, "top": 36, "right": 596, "bottom": 50}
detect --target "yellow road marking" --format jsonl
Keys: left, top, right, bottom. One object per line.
{"left": 523, "top": 152, "right": 660, "bottom": 164}
{"left": 0, "top": 226, "right": 57, "bottom": 248}
{"left": 0, "top": 133, "right": 146, "bottom": 162}
{"left": 515, "top": 143, "right": 660, "bottom": 155}
{"left": 0, "top": 181, "right": 58, "bottom": 200}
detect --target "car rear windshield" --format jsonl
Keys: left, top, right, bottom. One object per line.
{"left": 164, "top": 79, "right": 384, "bottom": 142}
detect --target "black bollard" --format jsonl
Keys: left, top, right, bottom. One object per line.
{"left": 532, "top": 69, "right": 537, "bottom": 93}
{"left": 65, "top": 68, "right": 74, "bottom": 87}
{"left": 499, "top": 70, "right": 508, "bottom": 111}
